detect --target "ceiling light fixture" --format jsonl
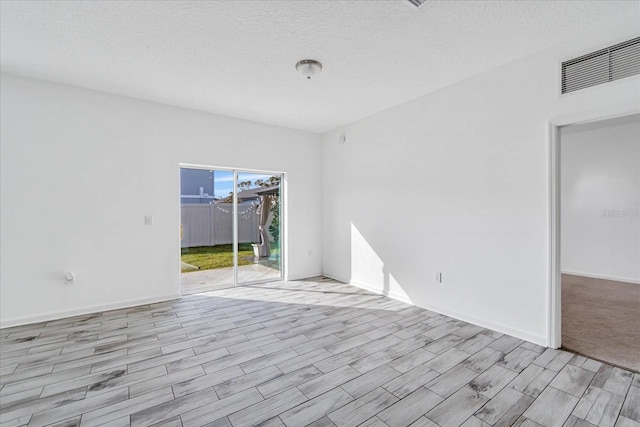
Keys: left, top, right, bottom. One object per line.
{"left": 296, "top": 59, "right": 322, "bottom": 79}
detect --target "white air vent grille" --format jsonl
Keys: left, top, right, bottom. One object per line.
{"left": 562, "top": 37, "right": 640, "bottom": 94}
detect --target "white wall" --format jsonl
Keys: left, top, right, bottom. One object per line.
{"left": 0, "top": 73, "right": 322, "bottom": 327}
{"left": 321, "top": 19, "right": 640, "bottom": 346}
{"left": 561, "top": 115, "right": 640, "bottom": 283}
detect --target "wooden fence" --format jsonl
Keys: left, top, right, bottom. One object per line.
{"left": 181, "top": 202, "right": 260, "bottom": 248}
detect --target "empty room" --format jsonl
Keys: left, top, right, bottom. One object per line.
{"left": 1, "top": 1, "right": 639, "bottom": 427}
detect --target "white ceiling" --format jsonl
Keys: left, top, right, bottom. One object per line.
{"left": 1, "top": 1, "right": 638, "bottom": 133}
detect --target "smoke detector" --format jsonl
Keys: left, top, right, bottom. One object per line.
{"left": 296, "top": 60, "right": 322, "bottom": 79}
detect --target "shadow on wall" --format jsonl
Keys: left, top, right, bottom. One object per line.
{"left": 350, "top": 223, "right": 413, "bottom": 304}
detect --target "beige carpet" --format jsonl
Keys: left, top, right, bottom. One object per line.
{"left": 562, "top": 274, "right": 640, "bottom": 372}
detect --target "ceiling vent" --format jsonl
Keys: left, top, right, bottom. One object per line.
{"left": 407, "top": 0, "right": 427, "bottom": 8}
{"left": 561, "top": 37, "right": 640, "bottom": 94}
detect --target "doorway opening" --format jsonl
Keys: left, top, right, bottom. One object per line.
{"left": 550, "top": 114, "right": 639, "bottom": 372}
{"left": 179, "top": 165, "right": 284, "bottom": 294}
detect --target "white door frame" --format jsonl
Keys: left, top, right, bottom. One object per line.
{"left": 179, "top": 163, "right": 286, "bottom": 288}
{"left": 547, "top": 109, "right": 639, "bottom": 349}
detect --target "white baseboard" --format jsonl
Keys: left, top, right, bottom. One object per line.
{"left": 349, "top": 279, "right": 414, "bottom": 305}
{"left": 286, "top": 272, "right": 323, "bottom": 282}
{"left": 416, "top": 301, "right": 547, "bottom": 347}
{"left": 562, "top": 270, "right": 640, "bottom": 285}
{"left": 347, "top": 280, "right": 547, "bottom": 347}
{"left": 319, "top": 272, "right": 351, "bottom": 284}
{"left": 0, "top": 293, "right": 182, "bottom": 329}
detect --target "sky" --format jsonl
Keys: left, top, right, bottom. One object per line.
{"left": 214, "top": 171, "right": 276, "bottom": 198}
{"left": 180, "top": 167, "right": 278, "bottom": 199}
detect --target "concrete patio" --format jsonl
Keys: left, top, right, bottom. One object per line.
{"left": 181, "top": 263, "right": 281, "bottom": 294}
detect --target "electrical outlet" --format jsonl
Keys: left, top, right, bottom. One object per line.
{"left": 435, "top": 272, "right": 442, "bottom": 283}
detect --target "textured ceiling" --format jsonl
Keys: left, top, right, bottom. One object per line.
{"left": 1, "top": 1, "right": 638, "bottom": 133}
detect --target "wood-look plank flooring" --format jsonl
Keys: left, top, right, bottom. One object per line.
{"left": 562, "top": 274, "right": 640, "bottom": 372}
{"left": 1, "top": 277, "right": 638, "bottom": 427}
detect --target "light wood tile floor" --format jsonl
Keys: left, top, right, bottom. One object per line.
{"left": 1, "top": 278, "right": 638, "bottom": 427}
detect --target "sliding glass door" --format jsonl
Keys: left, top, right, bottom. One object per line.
{"left": 236, "top": 171, "right": 283, "bottom": 285}
{"left": 179, "top": 166, "right": 283, "bottom": 293}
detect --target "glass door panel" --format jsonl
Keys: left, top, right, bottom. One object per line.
{"left": 180, "top": 167, "right": 235, "bottom": 294}
{"left": 236, "top": 171, "right": 283, "bottom": 284}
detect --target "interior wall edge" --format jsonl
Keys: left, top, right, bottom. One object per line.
{"left": 348, "top": 279, "right": 548, "bottom": 348}
{"left": 319, "top": 272, "right": 351, "bottom": 285}
{"left": 0, "top": 292, "right": 183, "bottom": 329}
{"left": 286, "top": 272, "right": 323, "bottom": 281}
